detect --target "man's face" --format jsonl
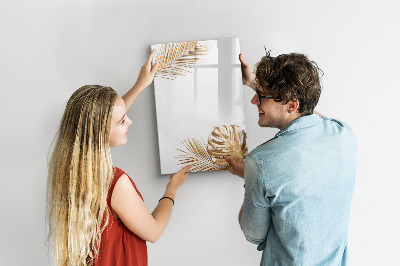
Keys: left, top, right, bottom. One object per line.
{"left": 251, "top": 90, "right": 287, "bottom": 129}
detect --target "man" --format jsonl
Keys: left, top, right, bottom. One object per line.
{"left": 226, "top": 52, "right": 357, "bottom": 265}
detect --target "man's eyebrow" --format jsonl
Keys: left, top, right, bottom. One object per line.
{"left": 117, "top": 114, "right": 126, "bottom": 124}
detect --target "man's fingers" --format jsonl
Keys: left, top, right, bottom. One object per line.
{"left": 239, "top": 54, "right": 249, "bottom": 67}
{"left": 225, "top": 156, "right": 237, "bottom": 166}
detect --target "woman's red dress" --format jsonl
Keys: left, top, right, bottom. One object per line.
{"left": 94, "top": 167, "right": 148, "bottom": 266}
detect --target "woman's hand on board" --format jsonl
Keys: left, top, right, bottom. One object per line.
{"left": 122, "top": 50, "right": 159, "bottom": 112}
{"left": 135, "top": 49, "right": 158, "bottom": 90}
{"left": 167, "top": 165, "right": 191, "bottom": 192}
{"left": 111, "top": 165, "right": 191, "bottom": 243}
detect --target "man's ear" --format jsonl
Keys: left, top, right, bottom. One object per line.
{"left": 288, "top": 100, "right": 299, "bottom": 113}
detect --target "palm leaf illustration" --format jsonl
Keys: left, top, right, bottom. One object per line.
{"left": 176, "top": 138, "right": 230, "bottom": 172}
{"left": 207, "top": 125, "right": 248, "bottom": 165}
{"left": 153, "top": 41, "right": 211, "bottom": 80}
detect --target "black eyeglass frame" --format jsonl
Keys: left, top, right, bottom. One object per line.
{"left": 255, "top": 89, "right": 282, "bottom": 104}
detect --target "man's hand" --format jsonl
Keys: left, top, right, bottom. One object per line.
{"left": 225, "top": 156, "right": 244, "bottom": 178}
{"left": 239, "top": 54, "right": 257, "bottom": 90}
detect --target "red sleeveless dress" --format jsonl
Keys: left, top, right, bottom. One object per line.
{"left": 94, "top": 167, "right": 148, "bottom": 266}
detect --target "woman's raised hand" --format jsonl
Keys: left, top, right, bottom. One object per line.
{"left": 123, "top": 50, "right": 159, "bottom": 112}
{"left": 135, "top": 50, "right": 159, "bottom": 89}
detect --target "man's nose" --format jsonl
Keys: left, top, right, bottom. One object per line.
{"left": 251, "top": 94, "right": 259, "bottom": 105}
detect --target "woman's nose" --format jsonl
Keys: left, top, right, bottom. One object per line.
{"left": 126, "top": 116, "right": 133, "bottom": 126}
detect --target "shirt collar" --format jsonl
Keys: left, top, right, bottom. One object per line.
{"left": 275, "top": 114, "right": 322, "bottom": 138}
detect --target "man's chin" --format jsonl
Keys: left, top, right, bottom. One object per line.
{"left": 258, "top": 119, "right": 275, "bottom": 128}
{"left": 258, "top": 120, "right": 267, "bottom": 127}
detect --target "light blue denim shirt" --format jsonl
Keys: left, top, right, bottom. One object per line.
{"left": 240, "top": 114, "right": 357, "bottom": 266}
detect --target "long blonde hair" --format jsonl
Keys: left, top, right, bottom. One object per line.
{"left": 47, "top": 85, "right": 118, "bottom": 265}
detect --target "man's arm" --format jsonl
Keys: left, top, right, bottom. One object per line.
{"left": 238, "top": 204, "right": 243, "bottom": 223}
{"left": 314, "top": 111, "right": 324, "bottom": 118}
{"left": 239, "top": 155, "right": 272, "bottom": 245}
{"left": 225, "top": 156, "right": 244, "bottom": 178}
{"left": 239, "top": 54, "right": 257, "bottom": 91}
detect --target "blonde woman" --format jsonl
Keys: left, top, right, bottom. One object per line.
{"left": 47, "top": 51, "right": 191, "bottom": 266}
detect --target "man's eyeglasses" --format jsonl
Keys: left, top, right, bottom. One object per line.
{"left": 255, "top": 89, "right": 281, "bottom": 105}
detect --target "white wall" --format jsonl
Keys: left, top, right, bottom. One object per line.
{"left": 1, "top": 0, "right": 399, "bottom": 265}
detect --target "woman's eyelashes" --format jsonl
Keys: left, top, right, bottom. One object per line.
{"left": 120, "top": 114, "right": 126, "bottom": 124}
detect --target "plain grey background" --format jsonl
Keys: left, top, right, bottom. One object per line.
{"left": 1, "top": 0, "right": 399, "bottom": 265}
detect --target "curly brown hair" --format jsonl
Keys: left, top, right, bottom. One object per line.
{"left": 255, "top": 52, "right": 322, "bottom": 115}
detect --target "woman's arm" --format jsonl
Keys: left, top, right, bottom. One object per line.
{"left": 111, "top": 165, "right": 191, "bottom": 243}
{"left": 122, "top": 50, "right": 158, "bottom": 113}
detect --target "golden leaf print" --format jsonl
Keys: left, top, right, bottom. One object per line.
{"left": 153, "top": 41, "right": 211, "bottom": 80}
{"left": 176, "top": 138, "right": 230, "bottom": 172}
{"left": 176, "top": 126, "right": 247, "bottom": 172}
{"left": 207, "top": 125, "right": 248, "bottom": 165}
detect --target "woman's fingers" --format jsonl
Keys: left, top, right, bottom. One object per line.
{"left": 147, "top": 50, "right": 158, "bottom": 75}
{"left": 169, "top": 165, "right": 191, "bottom": 188}
{"left": 151, "top": 62, "right": 158, "bottom": 74}
{"left": 179, "top": 165, "right": 192, "bottom": 174}
{"left": 147, "top": 49, "right": 156, "bottom": 65}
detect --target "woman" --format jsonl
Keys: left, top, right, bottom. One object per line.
{"left": 47, "top": 51, "right": 191, "bottom": 266}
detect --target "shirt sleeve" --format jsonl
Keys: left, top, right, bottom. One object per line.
{"left": 239, "top": 154, "right": 271, "bottom": 247}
